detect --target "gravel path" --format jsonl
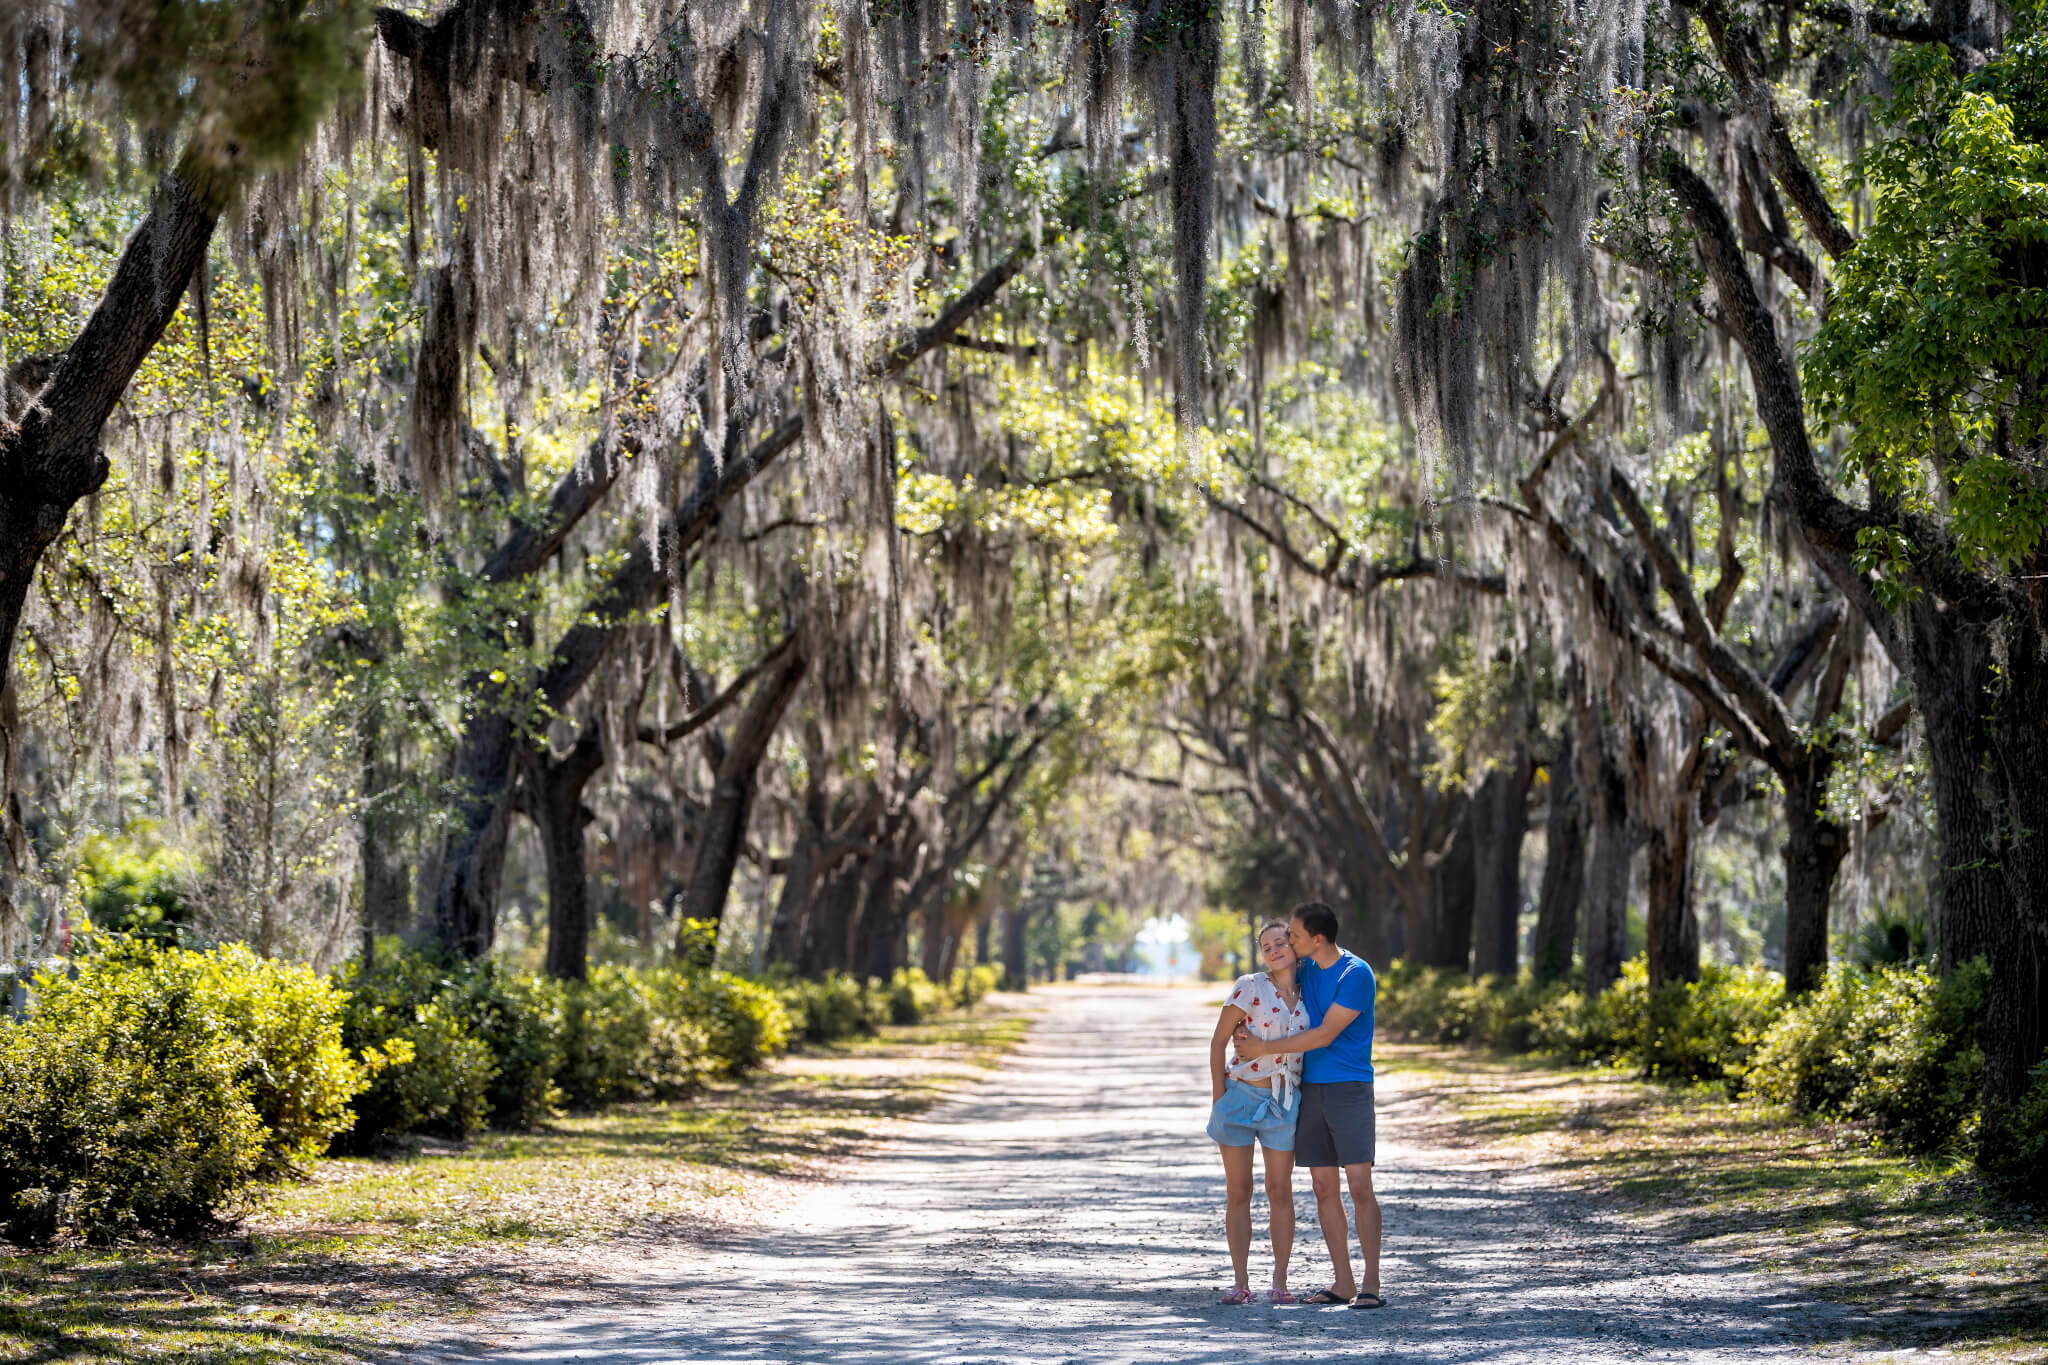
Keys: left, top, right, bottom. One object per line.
{"left": 408, "top": 985, "right": 1884, "bottom": 1365}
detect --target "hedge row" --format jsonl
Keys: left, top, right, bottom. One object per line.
{"left": 1376, "top": 955, "right": 2046, "bottom": 1196}
{"left": 1, "top": 943, "right": 1001, "bottom": 1244}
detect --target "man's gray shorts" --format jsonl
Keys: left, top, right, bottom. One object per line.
{"left": 1296, "top": 1080, "right": 1376, "bottom": 1168}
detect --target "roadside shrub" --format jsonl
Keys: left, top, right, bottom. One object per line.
{"left": 1749, "top": 959, "right": 1987, "bottom": 1152}
{"left": 334, "top": 952, "right": 494, "bottom": 1149}
{"left": 1609, "top": 961, "right": 1784, "bottom": 1089}
{"left": 1978, "top": 1054, "right": 2048, "bottom": 1201}
{"left": 558, "top": 966, "right": 713, "bottom": 1108}
{"left": 1374, "top": 965, "right": 1571, "bottom": 1053}
{"left": 776, "top": 973, "right": 882, "bottom": 1042}
{"left": 668, "top": 972, "right": 789, "bottom": 1075}
{"left": 0, "top": 952, "right": 266, "bottom": 1242}
{"left": 949, "top": 964, "right": 1002, "bottom": 1011}
{"left": 134, "top": 942, "right": 365, "bottom": 1176}
{"left": 886, "top": 967, "right": 943, "bottom": 1025}
{"left": 447, "top": 965, "right": 564, "bottom": 1130}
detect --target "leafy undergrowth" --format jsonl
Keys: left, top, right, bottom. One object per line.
{"left": 0, "top": 1007, "right": 1034, "bottom": 1364}
{"left": 1385, "top": 1041, "right": 2048, "bottom": 1363}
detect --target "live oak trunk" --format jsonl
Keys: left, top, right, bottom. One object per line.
{"left": 1000, "top": 905, "right": 1030, "bottom": 989}
{"left": 1471, "top": 752, "right": 1536, "bottom": 978}
{"left": 525, "top": 726, "right": 605, "bottom": 982}
{"left": 1576, "top": 694, "right": 1633, "bottom": 996}
{"left": 1532, "top": 745, "right": 1586, "bottom": 985}
{"left": 1, "top": 162, "right": 229, "bottom": 766}
{"left": 1780, "top": 755, "right": 1848, "bottom": 995}
{"left": 674, "top": 649, "right": 809, "bottom": 962}
{"left": 1428, "top": 807, "right": 1477, "bottom": 971}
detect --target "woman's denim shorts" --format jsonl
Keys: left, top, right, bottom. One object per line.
{"left": 1206, "top": 1078, "right": 1297, "bottom": 1150}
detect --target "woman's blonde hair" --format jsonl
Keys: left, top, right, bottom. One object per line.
{"left": 1256, "top": 920, "right": 1291, "bottom": 942}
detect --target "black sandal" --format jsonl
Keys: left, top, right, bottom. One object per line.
{"left": 1350, "top": 1291, "right": 1386, "bottom": 1310}
{"left": 1301, "top": 1288, "right": 1351, "bottom": 1305}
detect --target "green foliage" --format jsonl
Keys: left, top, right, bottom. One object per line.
{"left": 886, "top": 968, "right": 946, "bottom": 1025}
{"left": 333, "top": 953, "right": 495, "bottom": 1150}
{"left": 72, "top": 832, "right": 198, "bottom": 947}
{"left": 1977, "top": 1055, "right": 2048, "bottom": 1200}
{"left": 1749, "top": 960, "right": 1989, "bottom": 1154}
{"left": 557, "top": 967, "right": 714, "bottom": 1109}
{"left": 667, "top": 973, "right": 792, "bottom": 1075}
{"left": 948, "top": 964, "right": 1002, "bottom": 1010}
{"left": 126, "top": 942, "right": 366, "bottom": 1177}
{"left": 444, "top": 966, "right": 566, "bottom": 1131}
{"left": 775, "top": 973, "right": 887, "bottom": 1043}
{"left": 1805, "top": 13, "right": 2048, "bottom": 585}
{"left": 0, "top": 952, "right": 266, "bottom": 1242}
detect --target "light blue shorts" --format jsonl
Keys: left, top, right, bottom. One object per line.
{"left": 1206, "top": 1079, "right": 1297, "bottom": 1150}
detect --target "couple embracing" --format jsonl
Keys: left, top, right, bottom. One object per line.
{"left": 1205, "top": 901, "right": 1382, "bottom": 1310}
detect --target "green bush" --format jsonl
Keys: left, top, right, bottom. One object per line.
{"left": 1749, "top": 959, "right": 1987, "bottom": 1152}
{"left": 1630, "top": 961, "right": 1784, "bottom": 1089}
{"left": 668, "top": 972, "right": 790, "bottom": 1075}
{"left": 558, "top": 966, "right": 713, "bottom": 1108}
{"left": 886, "top": 967, "right": 943, "bottom": 1025}
{"left": 776, "top": 973, "right": 883, "bottom": 1042}
{"left": 334, "top": 952, "right": 495, "bottom": 1150}
{"left": 0, "top": 952, "right": 266, "bottom": 1242}
{"left": 447, "top": 965, "right": 564, "bottom": 1130}
{"left": 73, "top": 832, "right": 198, "bottom": 947}
{"left": 949, "top": 963, "right": 1002, "bottom": 1011}
{"left": 1978, "top": 1054, "right": 2048, "bottom": 1200}
{"left": 132, "top": 942, "right": 365, "bottom": 1176}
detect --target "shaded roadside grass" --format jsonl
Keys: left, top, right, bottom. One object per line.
{"left": 1384, "top": 1041, "right": 2048, "bottom": 1362}
{"left": 0, "top": 1008, "right": 1034, "bottom": 1365}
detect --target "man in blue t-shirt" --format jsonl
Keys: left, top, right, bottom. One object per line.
{"left": 1233, "top": 900, "right": 1381, "bottom": 1309}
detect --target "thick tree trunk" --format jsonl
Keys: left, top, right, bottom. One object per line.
{"left": 674, "top": 649, "right": 809, "bottom": 962}
{"left": 858, "top": 846, "right": 902, "bottom": 982}
{"left": 1532, "top": 748, "right": 1586, "bottom": 984}
{"left": 526, "top": 727, "right": 606, "bottom": 982}
{"left": 1643, "top": 788, "right": 1699, "bottom": 987}
{"left": 804, "top": 862, "right": 865, "bottom": 976}
{"left": 1983, "top": 612, "right": 2048, "bottom": 1114}
{"left": 1426, "top": 806, "right": 1477, "bottom": 971}
{"left": 768, "top": 829, "right": 821, "bottom": 967}
{"left": 920, "top": 900, "right": 947, "bottom": 979}
{"left": 1577, "top": 696, "right": 1633, "bottom": 996}
{"left": 1780, "top": 756, "right": 1847, "bottom": 995}
{"left": 430, "top": 710, "right": 518, "bottom": 957}
{"left": 1471, "top": 752, "right": 1536, "bottom": 978}
{"left": 1000, "top": 906, "right": 1030, "bottom": 989}
{"left": 1907, "top": 600, "right": 2005, "bottom": 969}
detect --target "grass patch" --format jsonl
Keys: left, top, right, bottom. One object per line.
{"left": 0, "top": 1006, "right": 1034, "bottom": 1364}
{"left": 1384, "top": 1040, "right": 2048, "bottom": 1361}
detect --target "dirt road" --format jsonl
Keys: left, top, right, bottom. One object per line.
{"left": 404, "top": 984, "right": 1883, "bottom": 1364}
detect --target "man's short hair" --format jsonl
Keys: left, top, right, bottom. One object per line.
{"left": 1291, "top": 901, "right": 1340, "bottom": 944}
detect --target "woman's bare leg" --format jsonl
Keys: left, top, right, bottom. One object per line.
{"left": 1261, "top": 1145, "right": 1296, "bottom": 1292}
{"left": 1219, "top": 1143, "right": 1255, "bottom": 1291}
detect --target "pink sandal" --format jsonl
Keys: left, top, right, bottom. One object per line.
{"left": 1219, "top": 1287, "right": 1254, "bottom": 1305}
{"left": 1265, "top": 1289, "right": 1298, "bottom": 1305}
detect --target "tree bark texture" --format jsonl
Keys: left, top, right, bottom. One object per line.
{"left": 1532, "top": 745, "right": 1585, "bottom": 984}
{"left": 1576, "top": 695, "right": 1633, "bottom": 996}
{"left": 1780, "top": 757, "right": 1848, "bottom": 995}
{"left": 674, "top": 648, "right": 810, "bottom": 960}
{"left": 525, "top": 726, "right": 605, "bottom": 982}
{"left": 1471, "top": 751, "right": 1535, "bottom": 978}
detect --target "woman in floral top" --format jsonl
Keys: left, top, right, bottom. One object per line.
{"left": 1206, "top": 921, "right": 1310, "bottom": 1304}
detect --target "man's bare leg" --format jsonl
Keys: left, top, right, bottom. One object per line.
{"left": 1345, "top": 1162, "right": 1381, "bottom": 1298}
{"left": 1261, "top": 1146, "right": 1296, "bottom": 1293}
{"left": 1309, "top": 1165, "right": 1358, "bottom": 1298}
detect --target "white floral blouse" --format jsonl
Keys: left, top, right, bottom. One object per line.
{"left": 1225, "top": 972, "right": 1310, "bottom": 1109}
